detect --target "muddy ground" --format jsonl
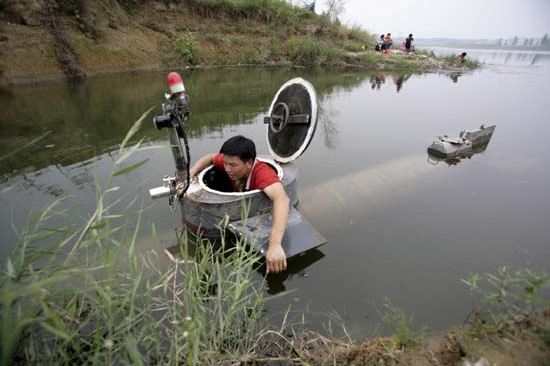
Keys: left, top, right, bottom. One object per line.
{"left": 242, "top": 312, "right": 550, "bottom": 365}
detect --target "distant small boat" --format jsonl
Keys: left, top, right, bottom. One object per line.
{"left": 427, "top": 124, "right": 496, "bottom": 159}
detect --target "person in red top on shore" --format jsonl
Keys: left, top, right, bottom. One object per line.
{"left": 189, "top": 135, "right": 290, "bottom": 274}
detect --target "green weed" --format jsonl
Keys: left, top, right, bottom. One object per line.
{"left": 416, "top": 49, "right": 437, "bottom": 58}
{"left": 287, "top": 36, "right": 342, "bottom": 67}
{"left": 354, "top": 51, "right": 380, "bottom": 67}
{"left": 229, "top": 34, "right": 246, "bottom": 46}
{"left": 342, "top": 40, "right": 364, "bottom": 53}
{"left": 241, "top": 48, "right": 262, "bottom": 64}
{"left": 382, "top": 302, "right": 426, "bottom": 348}
{"left": 175, "top": 32, "right": 200, "bottom": 65}
{"left": 461, "top": 267, "right": 550, "bottom": 337}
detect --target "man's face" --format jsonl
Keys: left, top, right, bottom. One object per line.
{"left": 223, "top": 155, "right": 252, "bottom": 181}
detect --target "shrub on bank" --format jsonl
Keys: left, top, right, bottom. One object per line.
{"left": 287, "top": 36, "right": 342, "bottom": 66}
{"left": 175, "top": 32, "right": 200, "bottom": 65}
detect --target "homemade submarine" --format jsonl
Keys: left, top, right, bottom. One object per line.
{"left": 149, "top": 73, "right": 327, "bottom": 258}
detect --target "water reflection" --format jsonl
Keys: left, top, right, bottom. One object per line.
{"left": 370, "top": 73, "right": 385, "bottom": 90}
{"left": 264, "top": 249, "right": 325, "bottom": 294}
{"left": 427, "top": 142, "right": 492, "bottom": 167}
{"left": 318, "top": 105, "right": 339, "bottom": 149}
{"left": 369, "top": 72, "right": 413, "bottom": 92}
{"left": 1, "top": 68, "right": 423, "bottom": 192}
{"left": 392, "top": 74, "right": 411, "bottom": 92}
{"left": 0, "top": 69, "right": 379, "bottom": 179}
{"left": 449, "top": 72, "right": 462, "bottom": 83}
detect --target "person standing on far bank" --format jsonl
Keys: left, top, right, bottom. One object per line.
{"left": 456, "top": 52, "right": 467, "bottom": 64}
{"left": 383, "top": 33, "right": 393, "bottom": 53}
{"left": 405, "top": 33, "right": 414, "bottom": 53}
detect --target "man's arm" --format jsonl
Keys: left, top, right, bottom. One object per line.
{"left": 189, "top": 153, "right": 216, "bottom": 177}
{"left": 262, "top": 182, "right": 290, "bottom": 274}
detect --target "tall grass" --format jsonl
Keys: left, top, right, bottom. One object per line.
{"left": 287, "top": 36, "right": 343, "bottom": 67}
{"left": 0, "top": 111, "right": 267, "bottom": 365}
{"left": 382, "top": 303, "right": 425, "bottom": 348}
{"left": 186, "top": 0, "right": 314, "bottom": 25}
{"left": 461, "top": 267, "right": 549, "bottom": 337}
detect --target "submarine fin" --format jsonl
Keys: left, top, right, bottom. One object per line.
{"left": 228, "top": 206, "right": 327, "bottom": 258}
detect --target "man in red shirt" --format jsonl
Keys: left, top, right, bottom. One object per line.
{"left": 190, "top": 135, "right": 289, "bottom": 274}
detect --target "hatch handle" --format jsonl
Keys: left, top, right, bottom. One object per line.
{"left": 265, "top": 102, "right": 289, "bottom": 133}
{"left": 263, "top": 102, "right": 310, "bottom": 133}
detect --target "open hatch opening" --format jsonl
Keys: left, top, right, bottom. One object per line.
{"left": 199, "top": 159, "right": 283, "bottom": 196}
{"left": 202, "top": 167, "right": 233, "bottom": 193}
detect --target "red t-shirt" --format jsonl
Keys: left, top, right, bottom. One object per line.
{"left": 213, "top": 153, "right": 280, "bottom": 191}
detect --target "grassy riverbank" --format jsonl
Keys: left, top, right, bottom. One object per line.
{"left": 0, "top": 0, "right": 477, "bottom": 84}
{"left": 1, "top": 115, "right": 548, "bottom": 365}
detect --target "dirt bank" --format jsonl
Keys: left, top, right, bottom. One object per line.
{"left": 250, "top": 312, "right": 550, "bottom": 365}
{"left": 0, "top": 0, "right": 473, "bottom": 85}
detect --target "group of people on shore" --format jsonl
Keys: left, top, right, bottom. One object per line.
{"left": 373, "top": 33, "right": 468, "bottom": 65}
{"left": 375, "top": 33, "right": 415, "bottom": 54}
{"left": 375, "top": 33, "right": 393, "bottom": 53}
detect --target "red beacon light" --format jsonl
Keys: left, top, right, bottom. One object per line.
{"left": 167, "top": 72, "right": 185, "bottom": 94}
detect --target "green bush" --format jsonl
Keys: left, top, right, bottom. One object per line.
{"left": 241, "top": 48, "right": 263, "bottom": 64}
{"left": 382, "top": 303, "right": 426, "bottom": 347}
{"left": 355, "top": 51, "right": 380, "bottom": 66}
{"left": 267, "top": 39, "right": 283, "bottom": 61}
{"left": 229, "top": 34, "right": 246, "bottom": 46}
{"left": 287, "top": 36, "right": 342, "bottom": 66}
{"left": 342, "top": 40, "right": 364, "bottom": 52}
{"left": 175, "top": 32, "right": 200, "bottom": 65}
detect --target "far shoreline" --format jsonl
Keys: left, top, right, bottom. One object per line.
{"left": 0, "top": 57, "right": 478, "bottom": 87}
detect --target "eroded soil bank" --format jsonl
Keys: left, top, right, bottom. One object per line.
{"left": 0, "top": 0, "right": 474, "bottom": 85}
{"left": 250, "top": 312, "right": 550, "bottom": 366}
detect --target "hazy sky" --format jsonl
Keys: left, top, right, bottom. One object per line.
{"left": 316, "top": 0, "right": 550, "bottom": 39}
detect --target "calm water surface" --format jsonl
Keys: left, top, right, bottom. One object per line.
{"left": 1, "top": 50, "right": 549, "bottom": 337}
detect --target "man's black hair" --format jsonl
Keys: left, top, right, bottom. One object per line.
{"left": 220, "top": 135, "right": 256, "bottom": 162}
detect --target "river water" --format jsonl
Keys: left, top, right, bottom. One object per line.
{"left": 1, "top": 49, "right": 549, "bottom": 337}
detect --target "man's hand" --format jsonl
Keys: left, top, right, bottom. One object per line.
{"left": 266, "top": 242, "right": 287, "bottom": 274}
{"left": 189, "top": 153, "right": 216, "bottom": 178}
{"left": 263, "top": 182, "right": 290, "bottom": 275}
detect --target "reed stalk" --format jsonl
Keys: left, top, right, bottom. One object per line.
{"left": 1, "top": 111, "right": 268, "bottom": 365}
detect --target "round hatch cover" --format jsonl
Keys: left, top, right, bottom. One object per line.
{"left": 265, "top": 78, "right": 318, "bottom": 163}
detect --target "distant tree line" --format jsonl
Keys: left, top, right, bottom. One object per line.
{"left": 496, "top": 33, "right": 549, "bottom": 49}
{"left": 417, "top": 33, "right": 550, "bottom": 51}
